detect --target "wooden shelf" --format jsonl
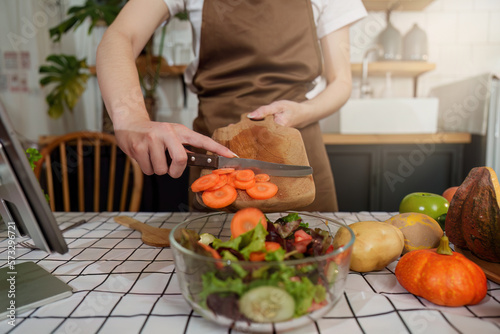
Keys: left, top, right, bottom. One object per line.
{"left": 362, "top": 0, "right": 435, "bottom": 11}
{"left": 322, "top": 132, "right": 471, "bottom": 145}
{"left": 351, "top": 61, "right": 435, "bottom": 78}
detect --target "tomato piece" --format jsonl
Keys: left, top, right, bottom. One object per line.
{"left": 294, "top": 229, "right": 312, "bottom": 243}
{"left": 294, "top": 239, "right": 311, "bottom": 253}
{"left": 265, "top": 241, "right": 282, "bottom": 252}
{"left": 249, "top": 252, "right": 266, "bottom": 262}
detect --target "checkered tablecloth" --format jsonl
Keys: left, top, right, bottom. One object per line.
{"left": 0, "top": 211, "right": 499, "bottom": 334}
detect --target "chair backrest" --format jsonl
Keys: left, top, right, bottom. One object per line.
{"left": 34, "top": 131, "right": 143, "bottom": 212}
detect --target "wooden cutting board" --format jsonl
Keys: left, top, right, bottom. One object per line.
{"left": 197, "top": 114, "right": 315, "bottom": 212}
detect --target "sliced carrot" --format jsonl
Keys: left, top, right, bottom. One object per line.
{"left": 226, "top": 171, "right": 237, "bottom": 187}
{"left": 198, "top": 242, "right": 223, "bottom": 268}
{"left": 246, "top": 182, "right": 278, "bottom": 200}
{"left": 202, "top": 184, "right": 237, "bottom": 208}
{"left": 198, "top": 242, "right": 221, "bottom": 259}
{"left": 191, "top": 173, "right": 219, "bottom": 192}
{"left": 234, "top": 178, "right": 256, "bottom": 190}
{"left": 212, "top": 168, "right": 235, "bottom": 175}
{"left": 254, "top": 173, "right": 270, "bottom": 182}
{"left": 235, "top": 169, "right": 255, "bottom": 182}
{"left": 249, "top": 252, "right": 266, "bottom": 262}
{"left": 205, "top": 174, "right": 228, "bottom": 191}
{"left": 230, "top": 207, "right": 267, "bottom": 238}
{"left": 265, "top": 241, "right": 282, "bottom": 252}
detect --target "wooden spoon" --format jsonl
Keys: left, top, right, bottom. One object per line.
{"left": 113, "top": 216, "right": 171, "bottom": 247}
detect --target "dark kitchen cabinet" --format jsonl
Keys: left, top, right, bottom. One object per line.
{"left": 326, "top": 143, "right": 464, "bottom": 212}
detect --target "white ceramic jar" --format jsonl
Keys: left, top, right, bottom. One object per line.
{"left": 403, "top": 23, "right": 428, "bottom": 61}
{"left": 378, "top": 18, "right": 403, "bottom": 61}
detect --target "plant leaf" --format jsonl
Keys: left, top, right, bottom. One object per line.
{"left": 49, "top": 0, "right": 125, "bottom": 42}
{"left": 39, "top": 54, "right": 89, "bottom": 118}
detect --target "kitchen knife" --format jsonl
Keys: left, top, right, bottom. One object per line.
{"left": 182, "top": 152, "right": 313, "bottom": 177}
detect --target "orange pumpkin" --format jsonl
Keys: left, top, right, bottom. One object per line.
{"left": 395, "top": 236, "right": 487, "bottom": 307}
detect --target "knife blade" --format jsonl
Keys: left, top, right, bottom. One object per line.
{"left": 185, "top": 152, "right": 312, "bottom": 177}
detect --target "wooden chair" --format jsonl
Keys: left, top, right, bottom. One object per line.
{"left": 34, "top": 131, "right": 143, "bottom": 212}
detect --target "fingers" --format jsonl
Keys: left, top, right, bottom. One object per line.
{"left": 115, "top": 129, "right": 155, "bottom": 175}
{"left": 247, "top": 104, "right": 276, "bottom": 120}
{"left": 182, "top": 130, "right": 238, "bottom": 158}
{"left": 164, "top": 139, "right": 188, "bottom": 178}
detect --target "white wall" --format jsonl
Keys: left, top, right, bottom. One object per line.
{"left": 350, "top": 0, "right": 500, "bottom": 98}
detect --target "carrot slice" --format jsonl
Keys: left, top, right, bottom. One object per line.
{"left": 265, "top": 241, "right": 282, "bottom": 252}
{"left": 206, "top": 174, "right": 228, "bottom": 191}
{"left": 246, "top": 182, "right": 278, "bottom": 200}
{"left": 234, "top": 178, "right": 256, "bottom": 190}
{"left": 202, "top": 185, "right": 237, "bottom": 208}
{"left": 249, "top": 252, "right": 266, "bottom": 262}
{"left": 212, "top": 168, "right": 235, "bottom": 175}
{"left": 255, "top": 173, "right": 270, "bottom": 182}
{"left": 191, "top": 173, "right": 219, "bottom": 192}
{"left": 198, "top": 242, "right": 223, "bottom": 268}
{"left": 198, "top": 242, "right": 221, "bottom": 259}
{"left": 235, "top": 169, "right": 255, "bottom": 182}
{"left": 230, "top": 207, "right": 267, "bottom": 238}
{"left": 227, "top": 172, "right": 237, "bottom": 187}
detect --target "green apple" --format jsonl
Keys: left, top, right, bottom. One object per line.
{"left": 399, "top": 192, "right": 449, "bottom": 221}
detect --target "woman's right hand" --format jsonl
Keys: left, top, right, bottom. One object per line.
{"left": 114, "top": 118, "right": 236, "bottom": 178}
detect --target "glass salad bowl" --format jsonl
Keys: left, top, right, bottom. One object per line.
{"left": 169, "top": 211, "right": 355, "bottom": 333}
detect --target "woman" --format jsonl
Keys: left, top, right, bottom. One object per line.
{"left": 96, "top": 0, "right": 367, "bottom": 211}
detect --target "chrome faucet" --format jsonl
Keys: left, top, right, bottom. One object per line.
{"left": 360, "top": 45, "right": 383, "bottom": 99}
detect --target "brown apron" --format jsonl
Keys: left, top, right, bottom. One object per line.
{"left": 189, "top": 0, "right": 338, "bottom": 212}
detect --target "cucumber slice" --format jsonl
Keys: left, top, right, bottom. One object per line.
{"left": 199, "top": 233, "right": 215, "bottom": 245}
{"left": 239, "top": 286, "right": 295, "bottom": 323}
{"left": 326, "top": 261, "right": 339, "bottom": 283}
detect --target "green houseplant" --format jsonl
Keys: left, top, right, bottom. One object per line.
{"left": 39, "top": 0, "right": 125, "bottom": 120}
{"left": 39, "top": 0, "right": 187, "bottom": 123}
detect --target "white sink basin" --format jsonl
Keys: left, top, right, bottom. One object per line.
{"left": 320, "top": 98, "right": 439, "bottom": 134}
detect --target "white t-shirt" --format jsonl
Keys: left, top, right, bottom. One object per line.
{"left": 164, "top": 0, "right": 367, "bottom": 93}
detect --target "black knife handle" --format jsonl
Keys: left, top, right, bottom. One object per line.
{"left": 186, "top": 152, "right": 218, "bottom": 168}
{"left": 166, "top": 151, "right": 218, "bottom": 169}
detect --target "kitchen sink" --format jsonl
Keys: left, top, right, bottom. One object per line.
{"left": 320, "top": 98, "right": 439, "bottom": 134}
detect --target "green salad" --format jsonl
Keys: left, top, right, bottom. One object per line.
{"left": 178, "top": 212, "right": 340, "bottom": 323}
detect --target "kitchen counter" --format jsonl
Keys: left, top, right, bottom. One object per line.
{"left": 322, "top": 132, "right": 471, "bottom": 145}
{"left": 1, "top": 211, "right": 499, "bottom": 334}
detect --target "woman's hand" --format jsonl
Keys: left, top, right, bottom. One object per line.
{"left": 114, "top": 118, "right": 236, "bottom": 178}
{"left": 247, "top": 100, "right": 311, "bottom": 129}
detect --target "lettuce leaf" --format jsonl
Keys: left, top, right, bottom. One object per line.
{"left": 200, "top": 271, "right": 246, "bottom": 302}
{"left": 221, "top": 250, "right": 248, "bottom": 278}
{"left": 212, "top": 223, "right": 268, "bottom": 260}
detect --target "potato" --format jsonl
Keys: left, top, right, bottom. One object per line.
{"left": 333, "top": 221, "right": 404, "bottom": 273}
{"left": 385, "top": 212, "right": 443, "bottom": 254}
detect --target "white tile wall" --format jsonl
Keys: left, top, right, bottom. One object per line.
{"left": 488, "top": 12, "right": 500, "bottom": 43}
{"left": 475, "top": 0, "right": 500, "bottom": 10}
{"left": 457, "top": 12, "right": 489, "bottom": 44}
{"left": 351, "top": 0, "right": 500, "bottom": 98}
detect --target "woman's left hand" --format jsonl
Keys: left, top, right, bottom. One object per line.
{"left": 247, "top": 100, "right": 310, "bottom": 129}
